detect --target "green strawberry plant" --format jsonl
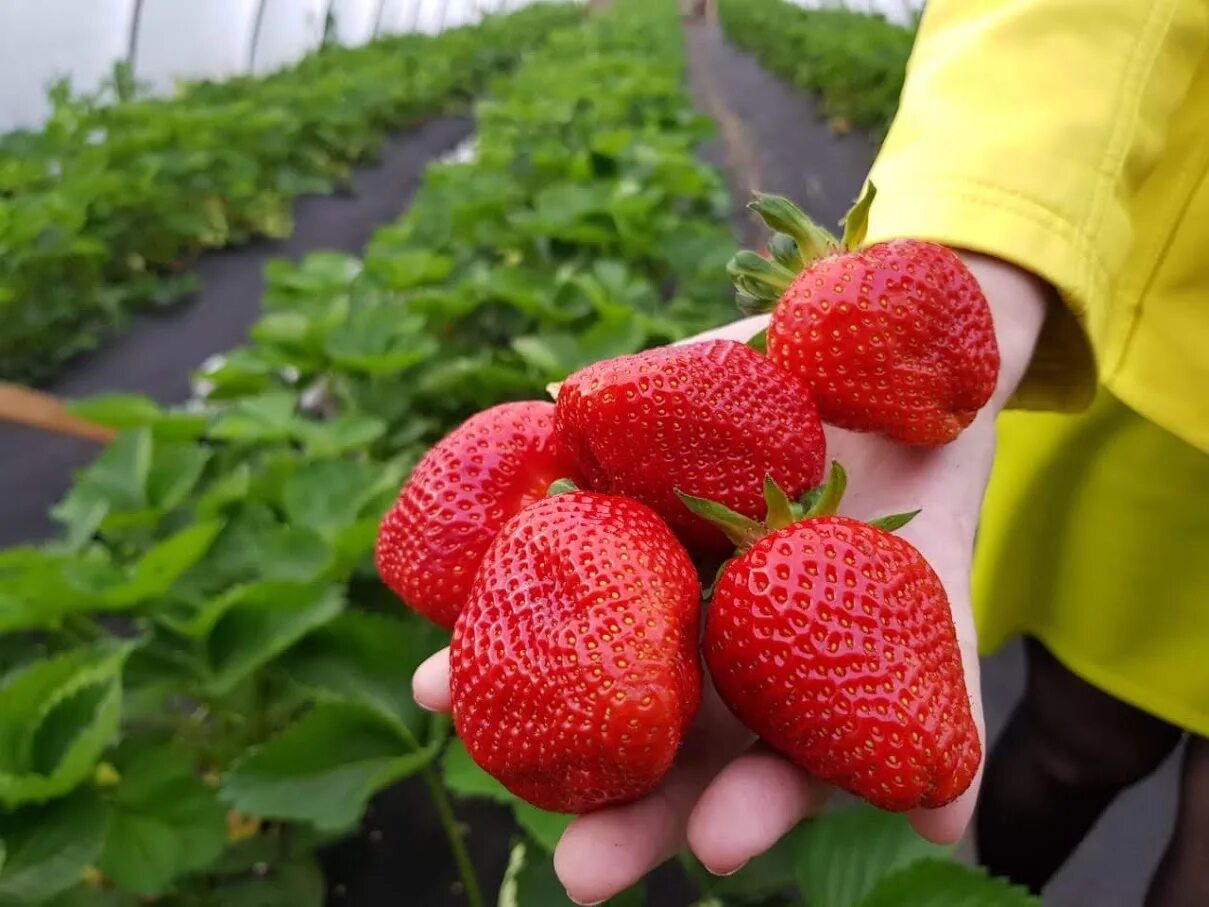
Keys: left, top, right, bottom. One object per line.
{"left": 0, "top": 3, "right": 580, "bottom": 386}
{"left": 0, "top": 0, "right": 1038, "bottom": 903}
{"left": 716, "top": 0, "right": 914, "bottom": 137}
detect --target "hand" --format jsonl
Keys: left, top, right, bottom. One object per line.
{"left": 411, "top": 253, "right": 1050, "bottom": 904}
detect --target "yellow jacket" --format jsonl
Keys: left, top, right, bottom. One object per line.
{"left": 866, "top": 0, "right": 1209, "bottom": 452}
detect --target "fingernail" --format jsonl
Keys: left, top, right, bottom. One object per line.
{"left": 568, "top": 897, "right": 604, "bottom": 907}
{"left": 716, "top": 860, "right": 748, "bottom": 877}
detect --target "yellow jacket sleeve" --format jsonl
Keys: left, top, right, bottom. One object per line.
{"left": 866, "top": 0, "right": 1209, "bottom": 412}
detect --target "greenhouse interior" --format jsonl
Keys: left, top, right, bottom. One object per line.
{"left": 0, "top": 0, "right": 1201, "bottom": 905}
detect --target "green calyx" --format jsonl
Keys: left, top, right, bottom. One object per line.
{"left": 840, "top": 182, "right": 876, "bottom": 250}
{"left": 726, "top": 183, "right": 880, "bottom": 318}
{"left": 677, "top": 460, "right": 920, "bottom": 554}
{"left": 547, "top": 477, "right": 580, "bottom": 496}
{"left": 728, "top": 250, "right": 796, "bottom": 315}
{"left": 748, "top": 192, "right": 839, "bottom": 262}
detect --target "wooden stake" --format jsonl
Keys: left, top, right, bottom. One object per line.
{"left": 0, "top": 383, "right": 117, "bottom": 444}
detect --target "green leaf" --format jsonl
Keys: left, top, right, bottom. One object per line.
{"left": 0, "top": 790, "right": 108, "bottom": 903}
{"left": 196, "top": 581, "right": 345, "bottom": 695}
{"left": 67, "top": 395, "right": 162, "bottom": 427}
{"left": 710, "top": 823, "right": 801, "bottom": 899}
{"left": 442, "top": 738, "right": 511, "bottom": 804}
{"left": 144, "top": 442, "right": 213, "bottom": 512}
{"left": 514, "top": 802, "right": 572, "bottom": 853}
{"left": 281, "top": 610, "right": 446, "bottom": 738}
{"left": 323, "top": 310, "right": 439, "bottom": 374}
{"left": 0, "top": 642, "right": 133, "bottom": 808}
{"left": 499, "top": 841, "right": 565, "bottom": 907}
{"left": 206, "top": 855, "right": 325, "bottom": 907}
{"left": 795, "top": 807, "right": 948, "bottom": 907}
{"left": 222, "top": 701, "right": 438, "bottom": 831}
{"left": 279, "top": 459, "right": 401, "bottom": 538}
{"left": 299, "top": 411, "right": 386, "bottom": 457}
{"left": 67, "top": 395, "right": 209, "bottom": 440}
{"left": 0, "top": 548, "right": 120, "bottom": 632}
{"left": 97, "top": 747, "right": 227, "bottom": 895}
{"left": 52, "top": 430, "right": 152, "bottom": 534}
{"left": 499, "top": 840, "right": 643, "bottom": 907}
{"left": 444, "top": 740, "right": 570, "bottom": 851}
{"left": 858, "top": 859, "right": 1040, "bottom": 907}
{"left": 104, "top": 520, "right": 224, "bottom": 607}
{"left": 209, "top": 392, "right": 301, "bottom": 444}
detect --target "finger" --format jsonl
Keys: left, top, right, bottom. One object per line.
{"left": 688, "top": 746, "right": 832, "bottom": 875}
{"left": 554, "top": 760, "right": 712, "bottom": 905}
{"left": 554, "top": 693, "right": 748, "bottom": 905}
{"left": 412, "top": 647, "right": 452, "bottom": 713}
{"left": 909, "top": 765, "right": 983, "bottom": 844}
{"left": 676, "top": 314, "right": 769, "bottom": 346}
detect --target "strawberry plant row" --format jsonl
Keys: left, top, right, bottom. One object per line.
{"left": 716, "top": 0, "right": 914, "bottom": 136}
{"left": 0, "top": 2, "right": 579, "bottom": 386}
{"left": 0, "top": 1, "right": 734, "bottom": 904}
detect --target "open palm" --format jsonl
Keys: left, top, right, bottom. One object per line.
{"left": 412, "top": 255, "right": 1046, "bottom": 904}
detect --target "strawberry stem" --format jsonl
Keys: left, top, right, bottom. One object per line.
{"left": 747, "top": 192, "right": 839, "bottom": 262}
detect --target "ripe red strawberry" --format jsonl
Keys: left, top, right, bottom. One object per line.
{"left": 554, "top": 339, "right": 825, "bottom": 556}
{"left": 684, "top": 468, "right": 980, "bottom": 811}
{"left": 451, "top": 491, "right": 701, "bottom": 813}
{"left": 729, "top": 188, "right": 999, "bottom": 445}
{"left": 375, "top": 401, "right": 581, "bottom": 630}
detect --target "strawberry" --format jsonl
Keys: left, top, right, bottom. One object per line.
{"left": 554, "top": 339, "right": 826, "bottom": 556}
{"left": 451, "top": 490, "right": 701, "bottom": 813}
{"left": 375, "top": 401, "right": 581, "bottom": 630}
{"left": 683, "top": 466, "right": 981, "bottom": 811}
{"left": 728, "top": 186, "right": 999, "bottom": 445}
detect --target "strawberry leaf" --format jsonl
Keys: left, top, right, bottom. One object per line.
{"left": 795, "top": 806, "right": 949, "bottom": 907}
{"left": 858, "top": 858, "right": 1041, "bottom": 906}
{"left": 221, "top": 701, "right": 439, "bottom": 832}
{"left": 97, "top": 746, "right": 227, "bottom": 895}
{"left": 0, "top": 641, "right": 134, "bottom": 808}
{"left": 0, "top": 789, "right": 107, "bottom": 903}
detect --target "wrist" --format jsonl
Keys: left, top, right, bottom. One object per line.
{"left": 957, "top": 252, "right": 1048, "bottom": 413}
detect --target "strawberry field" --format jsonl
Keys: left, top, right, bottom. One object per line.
{"left": 0, "top": 1, "right": 1162, "bottom": 906}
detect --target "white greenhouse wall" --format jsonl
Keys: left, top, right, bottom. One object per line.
{"left": 0, "top": 0, "right": 135, "bottom": 132}
{"left": 135, "top": 0, "right": 261, "bottom": 95}
{"left": 329, "top": 0, "right": 382, "bottom": 46}
{"left": 251, "top": 0, "right": 328, "bottom": 74}
{"left": 376, "top": 0, "right": 422, "bottom": 34}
